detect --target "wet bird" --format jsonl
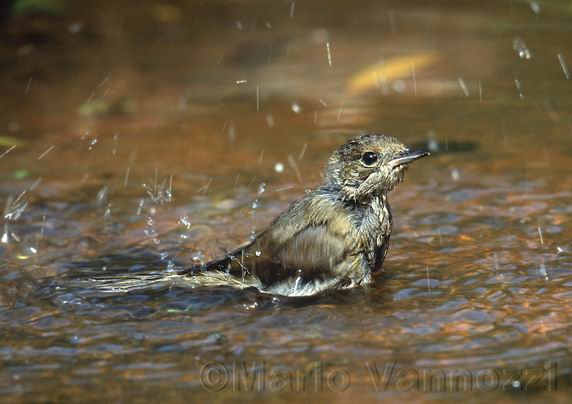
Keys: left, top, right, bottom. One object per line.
{"left": 181, "top": 134, "right": 429, "bottom": 296}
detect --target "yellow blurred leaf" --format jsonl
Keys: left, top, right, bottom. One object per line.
{"left": 347, "top": 53, "right": 439, "bottom": 95}
{"left": 0, "top": 136, "right": 24, "bottom": 147}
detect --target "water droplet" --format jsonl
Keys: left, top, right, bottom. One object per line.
{"left": 257, "top": 182, "right": 266, "bottom": 194}
{"left": 227, "top": 124, "right": 235, "bottom": 142}
{"left": 512, "top": 37, "right": 531, "bottom": 60}
{"left": 427, "top": 131, "right": 440, "bottom": 152}
{"left": 144, "top": 216, "right": 158, "bottom": 243}
{"left": 274, "top": 162, "right": 284, "bottom": 173}
{"left": 527, "top": 0, "right": 540, "bottom": 14}
{"left": 291, "top": 102, "right": 301, "bottom": 114}
{"left": 538, "top": 261, "right": 549, "bottom": 281}
{"left": 179, "top": 215, "right": 191, "bottom": 229}
{"left": 112, "top": 133, "right": 119, "bottom": 155}
{"left": 514, "top": 75, "right": 524, "bottom": 100}
{"left": 192, "top": 253, "right": 205, "bottom": 266}
{"left": 8, "top": 121, "right": 20, "bottom": 132}
{"left": 392, "top": 79, "right": 407, "bottom": 93}
{"left": 69, "top": 21, "right": 83, "bottom": 34}
{"left": 243, "top": 302, "right": 258, "bottom": 310}
{"left": 88, "top": 138, "right": 98, "bottom": 151}
{"left": 136, "top": 198, "right": 145, "bottom": 216}
{"left": 310, "top": 27, "right": 329, "bottom": 44}
{"left": 166, "top": 261, "right": 177, "bottom": 272}
{"left": 95, "top": 186, "right": 109, "bottom": 207}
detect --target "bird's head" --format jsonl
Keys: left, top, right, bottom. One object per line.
{"left": 324, "top": 133, "right": 429, "bottom": 201}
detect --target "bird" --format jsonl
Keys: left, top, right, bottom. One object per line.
{"left": 180, "top": 133, "right": 429, "bottom": 296}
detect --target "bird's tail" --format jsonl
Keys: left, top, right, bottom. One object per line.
{"left": 179, "top": 241, "right": 254, "bottom": 276}
{"left": 183, "top": 255, "right": 232, "bottom": 275}
{"left": 178, "top": 245, "right": 263, "bottom": 289}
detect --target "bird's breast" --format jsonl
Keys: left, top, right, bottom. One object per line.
{"left": 355, "top": 196, "right": 392, "bottom": 268}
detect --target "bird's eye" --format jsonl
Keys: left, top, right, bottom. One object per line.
{"left": 361, "top": 152, "right": 378, "bottom": 166}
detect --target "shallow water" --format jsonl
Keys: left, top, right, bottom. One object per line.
{"left": 1, "top": 0, "right": 572, "bottom": 401}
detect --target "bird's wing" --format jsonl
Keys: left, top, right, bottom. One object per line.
{"left": 268, "top": 225, "right": 347, "bottom": 274}
{"left": 183, "top": 192, "right": 365, "bottom": 289}
{"left": 243, "top": 192, "right": 365, "bottom": 285}
{"left": 240, "top": 223, "right": 361, "bottom": 287}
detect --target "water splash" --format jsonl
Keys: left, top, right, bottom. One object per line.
{"left": 144, "top": 216, "right": 160, "bottom": 245}
{"left": 143, "top": 175, "right": 173, "bottom": 205}
{"left": 179, "top": 215, "right": 191, "bottom": 229}
{"left": 4, "top": 197, "right": 28, "bottom": 221}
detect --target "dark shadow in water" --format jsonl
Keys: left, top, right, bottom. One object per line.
{"left": 33, "top": 249, "right": 391, "bottom": 316}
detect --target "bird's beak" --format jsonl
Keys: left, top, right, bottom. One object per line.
{"left": 390, "top": 150, "right": 430, "bottom": 167}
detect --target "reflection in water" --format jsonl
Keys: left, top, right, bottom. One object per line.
{"left": 1, "top": 0, "right": 572, "bottom": 401}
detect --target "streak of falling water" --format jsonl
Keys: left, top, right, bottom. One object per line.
{"left": 457, "top": 77, "right": 470, "bottom": 97}
{"left": 514, "top": 75, "right": 524, "bottom": 99}
{"left": 112, "top": 134, "right": 119, "bottom": 155}
{"left": 557, "top": 53, "right": 571, "bottom": 80}
{"left": 539, "top": 260, "right": 549, "bottom": 281}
